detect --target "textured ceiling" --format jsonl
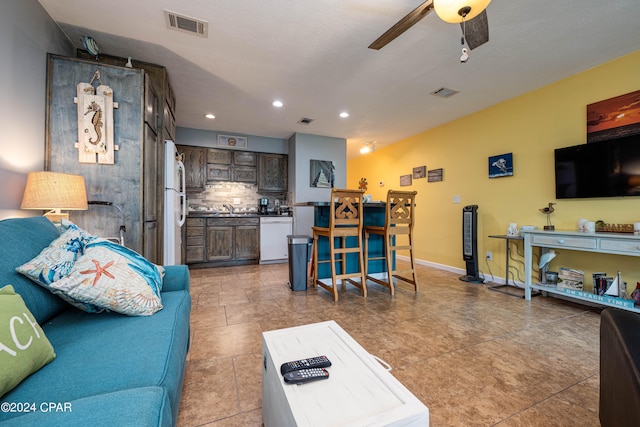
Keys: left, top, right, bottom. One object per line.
{"left": 38, "top": 0, "right": 640, "bottom": 158}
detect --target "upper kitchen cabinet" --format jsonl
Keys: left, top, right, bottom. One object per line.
{"left": 258, "top": 153, "right": 288, "bottom": 192}
{"left": 207, "top": 148, "right": 257, "bottom": 184}
{"left": 179, "top": 145, "right": 206, "bottom": 192}
{"left": 46, "top": 54, "right": 176, "bottom": 264}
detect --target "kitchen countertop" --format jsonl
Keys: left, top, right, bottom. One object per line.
{"left": 295, "top": 201, "right": 387, "bottom": 207}
{"left": 187, "top": 212, "right": 292, "bottom": 218}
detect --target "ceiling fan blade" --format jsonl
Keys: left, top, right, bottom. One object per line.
{"left": 461, "top": 10, "right": 489, "bottom": 50}
{"left": 368, "top": 0, "right": 434, "bottom": 50}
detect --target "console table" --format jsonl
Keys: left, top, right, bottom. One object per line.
{"left": 523, "top": 229, "right": 640, "bottom": 313}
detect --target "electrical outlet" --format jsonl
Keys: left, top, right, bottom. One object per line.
{"left": 486, "top": 251, "right": 493, "bottom": 261}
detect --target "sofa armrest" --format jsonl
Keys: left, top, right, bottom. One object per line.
{"left": 161, "top": 265, "right": 190, "bottom": 293}
{"left": 600, "top": 308, "right": 640, "bottom": 427}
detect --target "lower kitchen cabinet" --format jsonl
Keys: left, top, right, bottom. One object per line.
{"left": 185, "top": 218, "right": 205, "bottom": 263}
{"left": 186, "top": 216, "right": 259, "bottom": 267}
{"left": 206, "top": 226, "right": 233, "bottom": 261}
{"left": 235, "top": 225, "right": 260, "bottom": 260}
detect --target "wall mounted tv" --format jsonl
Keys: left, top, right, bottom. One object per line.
{"left": 555, "top": 135, "right": 640, "bottom": 199}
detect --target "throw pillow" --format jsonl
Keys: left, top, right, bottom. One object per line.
{"left": 0, "top": 285, "right": 56, "bottom": 398}
{"left": 16, "top": 226, "right": 103, "bottom": 313}
{"left": 49, "top": 240, "right": 164, "bottom": 316}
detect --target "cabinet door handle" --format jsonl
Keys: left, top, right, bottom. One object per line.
{"left": 557, "top": 239, "right": 565, "bottom": 244}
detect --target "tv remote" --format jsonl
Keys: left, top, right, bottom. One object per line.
{"left": 280, "top": 355, "right": 332, "bottom": 375}
{"left": 283, "top": 368, "right": 330, "bottom": 385}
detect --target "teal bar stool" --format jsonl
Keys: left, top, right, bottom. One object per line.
{"left": 364, "top": 190, "right": 418, "bottom": 295}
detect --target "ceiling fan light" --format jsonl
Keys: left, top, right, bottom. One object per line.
{"left": 434, "top": 0, "right": 491, "bottom": 23}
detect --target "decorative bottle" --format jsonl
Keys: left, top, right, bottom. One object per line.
{"left": 631, "top": 283, "right": 640, "bottom": 305}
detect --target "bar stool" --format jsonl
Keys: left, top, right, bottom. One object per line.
{"left": 312, "top": 188, "right": 367, "bottom": 302}
{"left": 364, "top": 190, "right": 418, "bottom": 295}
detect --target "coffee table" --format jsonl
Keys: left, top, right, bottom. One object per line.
{"left": 262, "top": 320, "right": 429, "bottom": 426}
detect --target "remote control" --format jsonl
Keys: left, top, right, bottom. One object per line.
{"left": 283, "top": 368, "right": 329, "bottom": 385}
{"left": 280, "top": 355, "right": 332, "bottom": 375}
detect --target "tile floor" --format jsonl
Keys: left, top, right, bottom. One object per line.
{"left": 177, "top": 262, "right": 602, "bottom": 426}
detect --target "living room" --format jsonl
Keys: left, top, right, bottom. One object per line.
{"left": 2, "top": 0, "right": 640, "bottom": 426}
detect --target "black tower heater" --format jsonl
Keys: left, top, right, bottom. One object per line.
{"left": 459, "top": 205, "right": 482, "bottom": 283}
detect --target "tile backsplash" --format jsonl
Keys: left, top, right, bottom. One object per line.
{"left": 187, "top": 182, "right": 289, "bottom": 213}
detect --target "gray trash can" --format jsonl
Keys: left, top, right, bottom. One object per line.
{"left": 287, "top": 235, "right": 313, "bottom": 291}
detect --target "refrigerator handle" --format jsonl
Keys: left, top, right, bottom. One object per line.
{"left": 177, "top": 160, "right": 187, "bottom": 227}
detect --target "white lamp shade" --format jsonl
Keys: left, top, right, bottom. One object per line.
{"left": 434, "top": 0, "right": 492, "bottom": 23}
{"left": 21, "top": 171, "right": 88, "bottom": 211}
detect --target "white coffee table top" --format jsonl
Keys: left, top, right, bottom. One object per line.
{"left": 262, "top": 320, "right": 429, "bottom": 426}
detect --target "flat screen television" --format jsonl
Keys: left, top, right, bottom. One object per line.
{"left": 555, "top": 134, "right": 640, "bottom": 199}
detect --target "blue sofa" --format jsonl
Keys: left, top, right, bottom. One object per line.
{"left": 0, "top": 216, "right": 191, "bottom": 426}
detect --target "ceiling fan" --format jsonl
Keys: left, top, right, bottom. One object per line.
{"left": 368, "top": 0, "right": 491, "bottom": 51}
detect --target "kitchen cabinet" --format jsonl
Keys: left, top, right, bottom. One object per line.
{"left": 186, "top": 215, "right": 259, "bottom": 267}
{"left": 206, "top": 225, "right": 234, "bottom": 261}
{"left": 233, "top": 151, "right": 257, "bottom": 166}
{"left": 206, "top": 217, "right": 259, "bottom": 263}
{"left": 235, "top": 225, "right": 260, "bottom": 259}
{"left": 179, "top": 145, "right": 206, "bottom": 192}
{"left": 258, "top": 153, "right": 288, "bottom": 192}
{"left": 207, "top": 148, "right": 232, "bottom": 164}
{"left": 47, "top": 54, "right": 175, "bottom": 264}
{"left": 207, "top": 149, "right": 257, "bottom": 184}
{"left": 206, "top": 163, "right": 231, "bottom": 182}
{"left": 185, "top": 218, "right": 205, "bottom": 263}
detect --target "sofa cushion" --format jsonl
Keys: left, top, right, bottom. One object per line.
{"left": 0, "top": 387, "right": 173, "bottom": 427}
{"left": 0, "top": 285, "right": 56, "bottom": 398}
{"left": 16, "top": 227, "right": 103, "bottom": 313}
{"left": 49, "top": 240, "right": 165, "bottom": 316}
{"left": 0, "top": 288, "right": 191, "bottom": 424}
{"left": 0, "top": 217, "right": 67, "bottom": 323}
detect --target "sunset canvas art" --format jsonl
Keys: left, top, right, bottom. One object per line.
{"left": 587, "top": 89, "right": 640, "bottom": 142}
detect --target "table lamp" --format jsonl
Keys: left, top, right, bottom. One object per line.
{"left": 21, "top": 171, "right": 88, "bottom": 222}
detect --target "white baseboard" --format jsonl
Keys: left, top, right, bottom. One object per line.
{"left": 396, "top": 255, "right": 526, "bottom": 287}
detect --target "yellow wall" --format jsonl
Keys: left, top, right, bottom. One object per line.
{"left": 348, "top": 51, "right": 640, "bottom": 291}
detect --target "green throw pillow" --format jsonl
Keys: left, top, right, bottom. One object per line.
{"left": 0, "top": 285, "right": 56, "bottom": 398}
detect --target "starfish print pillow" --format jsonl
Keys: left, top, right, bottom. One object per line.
{"left": 16, "top": 226, "right": 103, "bottom": 313}
{"left": 50, "top": 240, "right": 164, "bottom": 316}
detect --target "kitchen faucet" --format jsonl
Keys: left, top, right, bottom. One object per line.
{"left": 223, "top": 204, "right": 235, "bottom": 214}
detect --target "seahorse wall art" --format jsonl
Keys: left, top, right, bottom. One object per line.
{"left": 74, "top": 80, "right": 117, "bottom": 164}
{"left": 84, "top": 101, "right": 103, "bottom": 145}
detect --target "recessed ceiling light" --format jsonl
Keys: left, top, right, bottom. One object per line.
{"left": 205, "top": 113, "right": 215, "bottom": 119}
{"left": 339, "top": 112, "right": 349, "bottom": 118}
{"left": 272, "top": 100, "right": 283, "bottom": 108}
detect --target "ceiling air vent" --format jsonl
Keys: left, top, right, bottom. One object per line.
{"left": 164, "top": 10, "right": 208, "bottom": 38}
{"left": 298, "top": 117, "right": 314, "bottom": 125}
{"left": 430, "top": 87, "right": 459, "bottom": 98}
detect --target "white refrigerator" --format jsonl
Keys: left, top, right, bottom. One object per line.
{"left": 164, "top": 140, "right": 186, "bottom": 265}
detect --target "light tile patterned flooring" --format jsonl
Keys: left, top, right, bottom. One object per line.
{"left": 177, "top": 262, "right": 601, "bottom": 426}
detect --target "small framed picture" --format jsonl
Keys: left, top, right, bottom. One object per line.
{"left": 488, "top": 153, "right": 513, "bottom": 178}
{"left": 310, "top": 159, "right": 334, "bottom": 188}
{"left": 400, "top": 174, "right": 412, "bottom": 187}
{"left": 428, "top": 168, "right": 444, "bottom": 182}
{"left": 217, "top": 134, "right": 248, "bottom": 149}
{"left": 413, "top": 165, "right": 426, "bottom": 179}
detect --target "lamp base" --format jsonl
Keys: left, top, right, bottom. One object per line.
{"left": 44, "top": 211, "right": 69, "bottom": 224}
